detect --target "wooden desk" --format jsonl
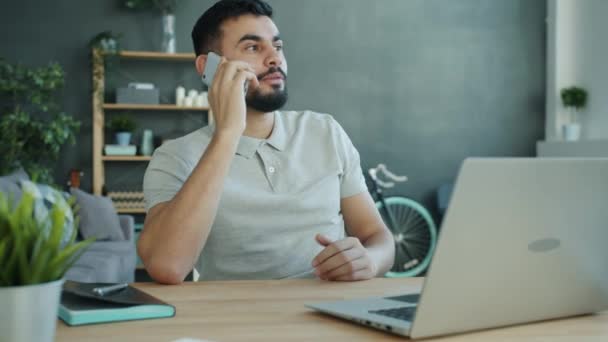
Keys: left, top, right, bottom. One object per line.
{"left": 56, "top": 278, "right": 608, "bottom": 341}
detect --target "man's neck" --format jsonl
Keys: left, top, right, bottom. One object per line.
{"left": 243, "top": 108, "right": 275, "bottom": 139}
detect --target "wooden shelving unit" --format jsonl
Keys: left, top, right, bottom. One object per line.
{"left": 115, "top": 50, "right": 196, "bottom": 61}
{"left": 103, "top": 103, "right": 208, "bottom": 111}
{"left": 92, "top": 49, "right": 208, "bottom": 203}
{"left": 115, "top": 208, "right": 147, "bottom": 214}
{"left": 101, "top": 156, "right": 152, "bottom": 162}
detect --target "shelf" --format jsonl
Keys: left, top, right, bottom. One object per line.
{"left": 102, "top": 156, "right": 152, "bottom": 161}
{"left": 537, "top": 140, "right": 608, "bottom": 157}
{"left": 116, "top": 208, "right": 147, "bottom": 214}
{"left": 103, "top": 104, "right": 209, "bottom": 111}
{"left": 114, "top": 50, "right": 196, "bottom": 61}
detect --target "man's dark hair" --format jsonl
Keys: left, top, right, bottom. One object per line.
{"left": 191, "top": 0, "right": 273, "bottom": 56}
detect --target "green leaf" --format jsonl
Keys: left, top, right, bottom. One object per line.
{"left": 0, "top": 190, "right": 95, "bottom": 286}
{"left": 0, "top": 58, "right": 79, "bottom": 182}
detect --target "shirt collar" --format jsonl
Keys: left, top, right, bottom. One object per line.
{"left": 203, "top": 111, "right": 286, "bottom": 159}
{"left": 266, "top": 111, "right": 287, "bottom": 152}
{"left": 236, "top": 135, "right": 263, "bottom": 159}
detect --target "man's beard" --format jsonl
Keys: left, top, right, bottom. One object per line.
{"left": 246, "top": 67, "right": 288, "bottom": 113}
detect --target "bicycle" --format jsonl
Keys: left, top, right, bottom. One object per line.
{"left": 366, "top": 164, "right": 438, "bottom": 277}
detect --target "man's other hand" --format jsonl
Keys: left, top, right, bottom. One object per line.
{"left": 312, "top": 234, "right": 378, "bottom": 281}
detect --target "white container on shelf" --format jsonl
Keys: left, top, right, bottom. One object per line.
{"left": 562, "top": 123, "right": 581, "bottom": 141}
{"left": 175, "top": 86, "right": 185, "bottom": 106}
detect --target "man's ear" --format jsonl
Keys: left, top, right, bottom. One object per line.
{"left": 195, "top": 54, "right": 208, "bottom": 75}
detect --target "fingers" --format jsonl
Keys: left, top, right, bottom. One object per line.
{"left": 312, "top": 236, "right": 359, "bottom": 267}
{"left": 221, "top": 60, "right": 254, "bottom": 84}
{"left": 212, "top": 58, "right": 254, "bottom": 92}
{"left": 315, "top": 233, "right": 333, "bottom": 247}
{"left": 314, "top": 247, "right": 365, "bottom": 277}
{"left": 311, "top": 236, "right": 376, "bottom": 282}
{"left": 233, "top": 69, "right": 258, "bottom": 92}
{"left": 322, "top": 256, "right": 371, "bottom": 280}
{"left": 332, "top": 268, "right": 375, "bottom": 282}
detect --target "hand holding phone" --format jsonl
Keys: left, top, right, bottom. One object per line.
{"left": 202, "top": 52, "right": 251, "bottom": 93}
{"left": 201, "top": 52, "right": 258, "bottom": 137}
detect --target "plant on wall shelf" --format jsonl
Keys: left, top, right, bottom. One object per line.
{"left": 108, "top": 114, "right": 137, "bottom": 133}
{"left": 89, "top": 30, "right": 123, "bottom": 54}
{"left": 561, "top": 86, "right": 588, "bottom": 120}
{"left": 108, "top": 114, "right": 137, "bottom": 146}
{"left": 560, "top": 86, "right": 588, "bottom": 141}
{"left": 0, "top": 58, "right": 80, "bottom": 184}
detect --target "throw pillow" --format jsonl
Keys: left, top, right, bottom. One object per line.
{"left": 70, "top": 188, "right": 125, "bottom": 241}
{"left": 0, "top": 167, "right": 31, "bottom": 204}
{"left": 18, "top": 180, "right": 75, "bottom": 248}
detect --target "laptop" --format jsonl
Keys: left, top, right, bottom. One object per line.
{"left": 307, "top": 158, "right": 608, "bottom": 339}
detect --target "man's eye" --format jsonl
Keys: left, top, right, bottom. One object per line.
{"left": 245, "top": 45, "right": 258, "bottom": 51}
{"left": 275, "top": 44, "right": 283, "bottom": 51}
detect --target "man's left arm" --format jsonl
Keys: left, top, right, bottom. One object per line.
{"left": 312, "top": 192, "right": 395, "bottom": 281}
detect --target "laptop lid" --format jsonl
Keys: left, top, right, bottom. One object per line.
{"left": 410, "top": 158, "right": 608, "bottom": 338}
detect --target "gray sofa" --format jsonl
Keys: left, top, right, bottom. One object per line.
{"left": 0, "top": 169, "right": 136, "bottom": 283}
{"left": 64, "top": 214, "right": 136, "bottom": 283}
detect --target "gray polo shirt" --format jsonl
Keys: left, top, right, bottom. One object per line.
{"left": 143, "top": 110, "right": 368, "bottom": 280}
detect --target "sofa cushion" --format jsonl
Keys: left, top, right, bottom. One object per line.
{"left": 18, "top": 180, "right": 75, "bottom": 248}
{"left": 0, "top": 167, "right": 30, "bottom": 205}
{"left": 70, "top": 187, "right": 125, "bottom": 241}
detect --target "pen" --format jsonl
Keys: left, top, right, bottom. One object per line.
{"left": 92, "top": 283, "right": 129, "bottom": 296}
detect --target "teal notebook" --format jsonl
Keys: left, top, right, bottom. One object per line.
{"left": 58, "top": 281, "right": 176, "bottom": 326}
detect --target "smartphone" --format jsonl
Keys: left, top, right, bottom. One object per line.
{"left": 201, "top": 52, "right": 249, "bottom": 93}
{"left": 201, "top": 51, "right": 221, "bottom": 87}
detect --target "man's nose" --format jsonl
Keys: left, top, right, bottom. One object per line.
{"left": 265, "top": 48, "right": 283, "bottom": 68}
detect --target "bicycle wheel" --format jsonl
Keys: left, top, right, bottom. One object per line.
{"left": 376, "top": 196, "right": 437, "bottom": 277}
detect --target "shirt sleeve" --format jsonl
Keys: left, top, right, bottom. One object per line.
{"left": 331, "top": 118, "right": 368, "bottom": 198}
{"left": 143, "top": 142, "right": 191, "bottom": 212}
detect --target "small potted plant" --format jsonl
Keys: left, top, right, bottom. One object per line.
{"left": 108, "top": 114, "right": 136, "bottom": 146}
{"left": 560, "top": 86, "right": 588, "bottom": 141}
{"left": 0, "top": 192, "right": 94, "bottom": 342}
{"left": 89, "top": 31, "right": 122, "bottom": 54}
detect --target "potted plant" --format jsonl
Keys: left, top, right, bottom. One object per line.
{"left": 89, "top": 31, "right": 122, "bottom": 54}
{"left": 122, "top": 0, "right": 179, "bottom": 53}
{"left": 108, "top": 114, "right": 137, "bottom": 146}
{"left": 0, "top": 192, "right": 94, "bottom": 342}
{"left": 560, "top": 86, "right": 588, "bottom": 141}
{"left": 0, "top": 58, "right": 80, "bottom": 184}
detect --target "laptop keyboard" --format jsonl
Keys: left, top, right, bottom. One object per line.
{"left": 369, "top": 306, "right": 417, "bottom": 322}
{"left": 385, "top": 294, "right": 420, "bottom": 304}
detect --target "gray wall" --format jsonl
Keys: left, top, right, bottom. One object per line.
{"left": 0, "top": 0, "right": 546, "bottom": 215}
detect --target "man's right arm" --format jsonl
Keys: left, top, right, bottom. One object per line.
{"left": 137, "top": 132, "right": 239, "bottom": 284}
{"left": 137, "top": 58, "right": 258, "bottom": 284}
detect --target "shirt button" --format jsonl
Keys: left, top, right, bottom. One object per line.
{"left": 268, "top": 166, "right": 276, "bottom": 173}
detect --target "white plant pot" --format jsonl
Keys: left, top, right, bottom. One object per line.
{"left": 562, "top": 123, "right": 581, "bottom": 141}
{"left": 116, "top": 132, "right": 132, "bottom": 146}
{"left": 0, "top": 279, "right": 64, "bottom": 342}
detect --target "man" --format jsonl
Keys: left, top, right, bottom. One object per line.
{"left": 138, "top": 0, "right": 395, "bottom": 284}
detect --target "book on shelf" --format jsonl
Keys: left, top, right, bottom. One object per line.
{"left": 108, "top": 191, "right": 146, "bottom": 210}
{"left": 113, "top": 201, "right": 146, "bottom": 210}
{"left": 107, "top": 191, "right": 145, "bottom": 199}
{"left": 104, "top": 145, "right": 137, "bottom": 156}
{"left": 59, "top": 281, "right": 175, "bottom": 326}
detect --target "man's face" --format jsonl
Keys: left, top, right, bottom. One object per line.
{"left": 218, "top": 14, "right": 288, "bottom": 112}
